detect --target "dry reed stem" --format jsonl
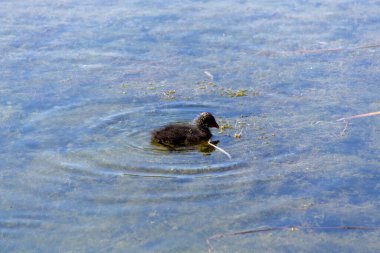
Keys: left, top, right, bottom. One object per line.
{"left": 337, "top": 111, "right": 380, "bottom": 135}
{"left": 256, "top": 43, "right": 380, "bottom": 56}
{"left": 207, "top": 226, "right": 380, "bottom": 253}
{"left": 208, "top": 140, "right": 232, "bottom": 159}
{"left": 337, "top": 111, "right": 380, "bottom": 122}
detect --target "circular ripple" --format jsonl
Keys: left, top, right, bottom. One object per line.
{"left": 23, "top": 99, "right": 248, "bottom": 178}
{"left": 86, "top": 102, "right": 245, "bottom": 177}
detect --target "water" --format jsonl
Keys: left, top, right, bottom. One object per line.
{"left": 1, "top": 0, "right": 380, "bottom": 252}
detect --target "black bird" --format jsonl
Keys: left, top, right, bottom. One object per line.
{"left": 151, "top": 112, "right": 219, "bottom": 147}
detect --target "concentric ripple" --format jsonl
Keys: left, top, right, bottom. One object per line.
{"left": 24, "top": 100, "right": 247, "bottom": 178}
{"left": 86, "top": 102, "right": 245, "bottom": 177}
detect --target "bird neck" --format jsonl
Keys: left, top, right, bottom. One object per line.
{"left": 194, "top": 118, "right": 206, "bottom": 128}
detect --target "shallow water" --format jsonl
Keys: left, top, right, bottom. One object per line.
{"left": 1, "top": 0, "right": 380, "bottom": 252}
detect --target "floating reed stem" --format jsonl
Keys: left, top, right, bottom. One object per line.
{"left": 337, "top": 111, "right": 380, "bottom": 122}
{"left": 337, "top": 111, "right": 380, "bottom": 135}
{"left": 208, "top": 140, "right": 232, "bottom": 159}
{"left": 207, "top": 225, "right": 380, "bottom": 253}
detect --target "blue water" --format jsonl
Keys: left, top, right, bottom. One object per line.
{"left": 1, "top": 0, "right": 380, "bottom": 252}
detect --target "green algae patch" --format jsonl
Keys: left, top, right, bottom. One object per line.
{"left": 163, "top": 90, "right": 176, "bottom": 100}
{"left": 225, "top": 89, "right": 248, "bottom": 97}
{"left": 219, "top": 123, "right": 233, "bottom": 133}
{"left": 220, "top": 88, "right": 259, "bottom": 97}
{"left": 196, "top": 81, "right": 259, "bottom": 98}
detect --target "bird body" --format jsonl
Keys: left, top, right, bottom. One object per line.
{"left": 151, "top": 112, "right": 219, "bottom": 147}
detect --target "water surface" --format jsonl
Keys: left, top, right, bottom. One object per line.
{"left": 1, "top": 0, "right": 380, "bottom": 252}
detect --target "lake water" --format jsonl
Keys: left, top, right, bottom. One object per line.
{"left": 1, "top": 0, "right": 380, "bottom": 252}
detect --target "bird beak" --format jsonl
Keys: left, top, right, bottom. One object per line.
{"left": 213, "top": 122, "right": 219, "bottom": 128}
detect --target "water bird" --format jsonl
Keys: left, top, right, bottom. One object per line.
{"left": 151, "top": 112, "right": 219, "bottom": 147}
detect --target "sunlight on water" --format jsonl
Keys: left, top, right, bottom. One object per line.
{"left": 1, "top": 0, "right": 380, "bottom": 252}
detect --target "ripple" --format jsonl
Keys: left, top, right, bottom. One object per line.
{"left": 24, "top": 100, "right": 249, "bottom": 178}
{"left": 85, "top": 101, "right": 246, "bottom": 177}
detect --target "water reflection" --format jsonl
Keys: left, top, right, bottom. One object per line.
{"left": 1, "top": 0, "right": 380, "bottom": 252}
{"left": 151, "top": 139, "right": 220, "bottom": 156}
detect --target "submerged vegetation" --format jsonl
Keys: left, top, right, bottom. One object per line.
{"left": 197, "top": 80, "right": 259, "bottom": 98}
{"left": 224, "top": 89, "right": 248, "bottom": 97}
{"left": 163, "top": 90, "right": 176, "bottom": 100}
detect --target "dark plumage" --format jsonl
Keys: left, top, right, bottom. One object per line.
{"left": 151, "top": 112, "right": 219, "bottom": 147}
